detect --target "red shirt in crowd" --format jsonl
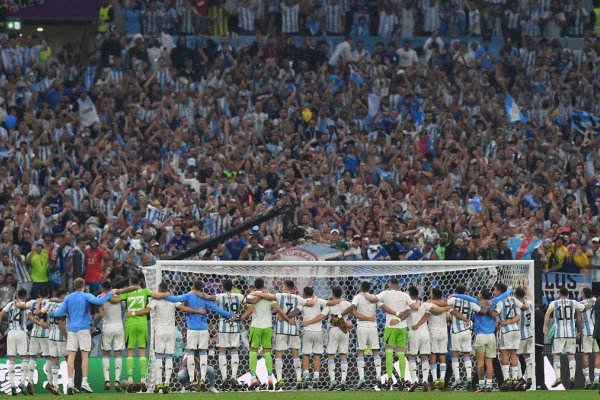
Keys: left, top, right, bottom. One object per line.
{"left": 84, "top": 247, "right": 107, "bottom": 282}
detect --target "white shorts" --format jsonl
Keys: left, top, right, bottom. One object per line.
{"left": 498, "top": 331, "right": 520, "bottom": 350}
{"left": 66, "top": 330, "right": 92, "bottom": 352}
{"left": 518, "top": 337, "right": 534, "bottom": 355}
{"left": 430, "top": 330, "right": 448, "bottom": 354}
{"left": 275, "top": 334, "right": 301, "bottom": 351}
{"left": 102, "top": 325, "right": 125, "bottom": 351}
{"left": 7, "top": 330, "right": 28, "bottom": 357}
{"left": 474, "top": 333, "right": 496, "bottom": 358}
{"left": 406, "top": 329, "right": 431, "bottom": 356}
{"left": 29, "top": 336, "right": 49, "bottom": 356}
{"left": 451, "top": 330, "right": 473, "bottom": 353}
{"left": 302, "top": 330, "right": 324, "bottom": 355}
{"left": 582, "top": 336, "right": 599, "bottom": 354}
{"left": 326, "top": 327, "right": 349, "bottom": 355}
{"left": 48, "top": 340, "right": 67, "bottom": 358}
{"left": 356, "top": 326, "right": 380, "bottom": 351}
{"left": 553, "top": 338, "right": 576, "bottom": 354}
{"left": 187, "top": 330, "right": 209, "bottom": 350}
{"left": 217, "top": 332, "right": 241, "bottom": 349}
{"left": 153, "top": 330, "right": 176, "bottom": 354}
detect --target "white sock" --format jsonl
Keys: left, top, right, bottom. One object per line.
{"left": 374, "top": 355, "right": 382, "bottom": 379}
{"left": 8, "top": 361, "right": 15, "bottom": 386}
{"left": 82, "top": 376, "right": 88, "bottom": 384}
{"left": 451, "top": 358, "right": 460, "bottom": 381}
{"left": 47, "top": 362, "right": 53, "bottom": 386}
{"left": 501, "top": 364, "right": 509, "bottom": 381}
{"left": 485, "top": 378, "right": 493, "bottom": 388}
{"left": 187, "top": 354, "right": 196, "bottom": 382}
{"left": 421, "top": 361, "right": 430, "bottom": 384}
{"left": 409, "top": 360, "right": 418, "bottom": 383}
{"left": 595, "top": 368, "right": 600, "bottom": 383}
{"left": 583, "top": 367, "right": 590, "bottom": 383}
{"left": 293, "top": 358, "right": 302, "bottom": 380}
{"left": 164, "top": 357, "right": 173, "bottom": 384}
{"left": 525, "top": 357, "right": 533, "bottom": 381}
{"left": 431, "top": 363, "right": 438, "bottom": 381}
{"left": 27, "top": 358, "right": 35, "bottom": 383}
{"left": 275, "top": 357, "right": 284, "bottom": 381}
{"left": 511, "top": 366, "right": 520, "bottom": 380}
{"left": 22, "top": 360, "right": 29, "bottom": 385}
{"left": 478, "top": 379, "right": 484, "bottom": 388}
{"left": 51, "top": 366, "right": 59, "bottom": 387}
{"left": 69, "top": 378, "right": 74, "bottom": 387}
{"left": 103, "top": 357, "right": 110, "bottom": 382}
{"left": 115, "top": 357, "right": 122, "bottom": 381}
{"left": 231, "top": 352, "right": 239, "bottom": 378}
{"left": 219, "top": 353, "right": 228, "bottom": 380}
{"left": 568, "top": 358, "right": 576, "bottom": 380}
{"left": 44, "top": 359, "right": 51, "bottom": 380}
{"left": 440, "top": 363, "right": 447, "bottom": 381}
{"left": 154, "top": 358, "right": 162, "bottom": 385}
{"left": 553, "top": 358, "right": 560, "bottom": 379}
{"left": 314, "top": 371, "right": 320, "bottom": 380}
{"left": 199, "top": 353, "right": 208, "bottom": 382}
{"left": 357, "top": 356, "right": 365, "bottom": 379}
{"left": 340, "top": 360, "right": 348, "bottom": 382}
{"left": 463, "top": 358, "right": 471, "bottom": 381}
{"left": 328, "top": 359, "right": 335, "bottom": 382}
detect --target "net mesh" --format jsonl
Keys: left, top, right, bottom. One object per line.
{"left": 142, "top": 261, "right": 533, "bottom": 392}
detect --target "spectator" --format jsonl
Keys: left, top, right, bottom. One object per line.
{"left": 26, "top": 240, "right": 50, "bottom": 298}
{"left": 83, "top": 237, "right": 108, "bottom": 293}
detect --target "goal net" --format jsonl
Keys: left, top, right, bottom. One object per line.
{"left": 141, "top": 260, "right": 535, "bottom": 392}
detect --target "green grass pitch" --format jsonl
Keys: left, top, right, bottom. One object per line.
{"left": 26, "top": 391, "right": 595, "bottom": 400}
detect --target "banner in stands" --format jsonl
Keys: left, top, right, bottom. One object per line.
{"left": 541, "top": 272, "right": 591, "bottom": 307}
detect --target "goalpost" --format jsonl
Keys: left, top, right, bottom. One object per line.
{"left": 142, "top": 260, "right": 535, "bottom": 392}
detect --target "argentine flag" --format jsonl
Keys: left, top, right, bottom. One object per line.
{"left": 507, "top": 236, "right": 540, "bottom": 260}
{"left": 365, "top": 93, "right": 379, "bottom": 125}
{"left": 506, "top": 94, "right": 527, "bottom": 124}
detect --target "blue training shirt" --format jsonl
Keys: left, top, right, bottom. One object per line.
{"left": 165, "top": 292, "right": 232, "bottom": 331}
{"left": 51, "top": 290, "right": 114, "bottom": 332}
{"left": 452, "top": 288, "right": 511, "bottom": 335}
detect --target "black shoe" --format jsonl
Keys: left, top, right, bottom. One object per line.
{"left": 67, "top": 386, "right": 74, "bottom": 396}
{"left": 114, "top": 381, "right": 121, "bottom": 392}
{"left": 105, "top": 381, "right": 111, "bottom": 391}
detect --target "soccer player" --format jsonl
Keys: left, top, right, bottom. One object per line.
{"left": 580, "top": 287, "right": 599, "bottom": 389}
{"left": 299, "top": 286, "right": 328, "bottom": 389}
{"left": 492, "top": 283, "right": 525, "bottom": 390}
{"left": 301, "top": 286, "right": 351, "bottom": 391}
{"left": 50, "top": 277, "right": 117, "bottom": 394}
{"left": 242, "top": 278, "right": 296, "bottom": 390}
{"left": 0, "top": 288, "right": 31, "bottom": 395}
{"left": 375, "top": 278, "right": 419, "bottom": 389}
{"left": 97, "top": 281, "right": 126, "bottom": 391}
{"left": 405, "top": 287, "right": 453, "bottom": 392}
{"left": 26, "top": 287, "right": 51, "bottom": 395}
{"left": 345, "top": 281, "right": 382, "bottom": 390}
{"left": 250, "top": 280, "right": 312, "bottom": 390}
{"left": 214, "top": 279, "right": 246, "bottom": 390}
{"left": 447, "top": 285, "right": 480, "bottom": 390}
{"left": 41, "top": 290, "right": 68, "bottom": 395}
{"left": 161, "top": 279, "right": 234, "bottom": 391}
{"left": 544, "top": 286, "right": 585, "bottom": 389}
{"left": 514, "top": 286, "right": 534, "bottom": 391}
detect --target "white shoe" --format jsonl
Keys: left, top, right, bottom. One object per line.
{"left": 209, "top": 387, "right": 219, "bottom": 393}
{"left": 80, "top": 382, "right": 93, "bottom": 393}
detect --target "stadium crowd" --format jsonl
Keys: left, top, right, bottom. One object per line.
{"left": 0, "top": 0, "right": 599, "bottom": 300}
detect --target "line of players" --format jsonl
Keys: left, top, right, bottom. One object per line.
{"left": 0, "top": 275, "right": 597, "bottom": 394}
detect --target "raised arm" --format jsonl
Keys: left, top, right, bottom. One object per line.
{"left": 85, "top": 291, "right": 114, "bottom": 305}
{"left": 249, "top": 291, "right": 277, "bottom": 301}
{"left": 491, "top": 287, "right": 512, "bottom": 307}
{"left": 451, "top": 293, "right": 481, "bottom": 306}
{"left": 164, "top": 293, "right": 189, "bottom": 303}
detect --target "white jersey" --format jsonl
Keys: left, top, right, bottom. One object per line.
{"left": 301, "top": 297, "right": 328, "bottom": 332}
{"left": 580, "top": 298, "right": 595, "bottom": 337}
{"left": 28, "top": 299, "right": 49, "bottom": 338}
{"left": 248, "top": 292, "right": 275, "bottom": 329}
{"left": 275, "top": 293, "right": 306, "bottom": 335}
{"left": 2, "top": 301, "right": 28, "bottom": 331}
{"left": 352, "top": 293, "right": 377, "bottom": 328}
{"left": 148, "top": 298, "right": 179, "bottom": 331}
{"left": 42, "top": 301, "right": 65, "bottom": 342}
{"left": 376, "top": 290, "right": 415, "bottom": 329}
{"left": 426, "top": 301, "right": 448, "bottom": 333}
{"left": 321, "top": 300, "right": 352, "bottom": 332}
{"left": 215, "top": 292, "right": 245, "bottom": 333}
{"left": 495, "top": 297, "right": 523, "bottom": 334}
{"left": 519, "top": 299, "right": 534, "bottom": 339}
{"left": 549, "top": 298, "right": 585, "bottom": 338}
{"left": 406, "top": 301, "right": 429, "bottom": 333}
{"left": 448, "top": 297, "right": 480, "bottom": 333}
{"left": 102, "top": 300, "right": 124, "bottom": 328}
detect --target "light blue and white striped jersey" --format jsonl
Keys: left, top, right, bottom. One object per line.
{"left": 2, "top": 301, "right": 28, "bottom": 331}
{"left": 549, "top": 299, "right": 585, "bottom": 338}
{"left": 580, "top": 298, "right": 595, "bottom": 337}
{"left": 28, "top": 299, "right": 49, "bottom": 338}
{"left": 448, "top": 297, "right": 480, "bottom": 334}
{"left": 215, "top": 292, "right": 245, "bottom": 333}
{"left": 42, "top": 301, "right": 66, "bottom": 342}
{"left": 276, "top": 293, "right": 306, "bottom": 335}
{"left": 518, "top": 299, "right": 533, "bottom": 340}
{"left": 495, "top": 297, "right": 522, "bottom": 333}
